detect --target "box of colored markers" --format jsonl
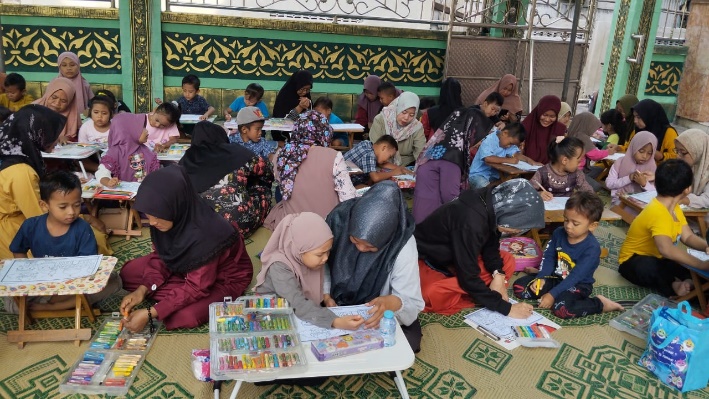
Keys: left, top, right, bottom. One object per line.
{"left": 209, "top": 295, "right": 307, "bottom": 381}
{"left": 609, "top": 294, "right": 677, "bottom": 339}
{"left": 59, "top": 313, "right": 161, "bottom": 395}
{"left": 311, "top": 330, "right": 384, "bottom": 361}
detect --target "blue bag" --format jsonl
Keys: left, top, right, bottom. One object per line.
{"left": 638, "top": 301, "right": 709, "bottom": 392}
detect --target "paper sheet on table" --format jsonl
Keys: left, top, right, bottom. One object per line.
{"left": 503, "top": 161, "right": 541, "bottom": 171}
{"left": 629, "top": 190, "right": 657, "bottom": 204}
{"left": 331, "top": 123, "right": 364, "bottom": 131}
{"left": 0, "top": 255, "right": 103, "bottom": 286}
{"left": 346, "top": 161, "right": 363, "bottom": 173}
{"left": 179, "top": 114, "right": 216, "bottom": 123}
{"left": 294, "top": 304, "right": 374, "bottom": 341}
{"left": 687, "top": 248, "right": 709, "bottom": 261}
{"left": 603, "top": 153, "right": 625, "bottom": 161}
{"left": 544, "top": 196, "right": 569, "bottom": 211}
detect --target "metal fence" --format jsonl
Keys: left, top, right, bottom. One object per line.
{"left": 0, "top": 0, "right": 117, "bottom": 7}
{"left": 656, "top": 0, "right": 690, "bottom": 45}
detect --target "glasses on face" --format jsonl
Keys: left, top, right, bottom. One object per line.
{"left": 297, "top": 87, "right": 310, "bottom": 96}
{"left": 673, "top": 148, "right": 689, "bottom": 157}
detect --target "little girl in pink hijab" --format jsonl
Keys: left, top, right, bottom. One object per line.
{"left": 57, "top": 52, "right": 94, "bottom": 112}
{"left": 605, "top": 131, "right": 657, "bottom": 205}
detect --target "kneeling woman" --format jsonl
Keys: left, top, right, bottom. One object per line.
{"left": 326, "top": 181, "right": 425, "bottom": 352}
{"left": 119, "top": 166, "right": 253, "bottom": 331}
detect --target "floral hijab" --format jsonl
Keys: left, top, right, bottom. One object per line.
{"left": 381, "top": 92, "right": 422, "bottom": 141}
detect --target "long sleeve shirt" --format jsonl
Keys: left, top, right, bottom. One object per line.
{"left": 537, "top": 227, "right": 600, "bottom": 298}
{"left": 605, "top": 159, "right": 654, "bottom": 205}
{"left": 368, "top": 114, "right": 426, "bottom": 166}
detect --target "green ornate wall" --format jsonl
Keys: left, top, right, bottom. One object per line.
{"left": 642, "top": 45, "right": 687, "bottom": 119}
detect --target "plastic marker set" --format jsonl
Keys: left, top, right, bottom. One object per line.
{"left": 59, "top": 313, "right": 161, "bottom": 395}
{"left": 210, "top": 295, "right": 307, "bottom": 381}
{"left": 610, "top": 293, "right": 677, "bottom": 339}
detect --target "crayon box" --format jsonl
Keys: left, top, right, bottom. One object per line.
{"left": 311, "top": 331, "right": 384, "bottom": 361}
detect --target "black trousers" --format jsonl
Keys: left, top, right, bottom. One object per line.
{"left": 513, "top": 275, "right": 602, "bottom": 319}
{"left": 619, "top": 254, "right": 691, "bottom": 297}
{"left": 401, "top": 318, "right": 423, "bottom": 354}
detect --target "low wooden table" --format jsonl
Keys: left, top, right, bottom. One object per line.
{"left": 486, "top": 162, "right": 536, "bottom": 183}
{"left": 613, "top": 195, "right": 708, "bottom": 239}
{"left": 0, "top": 256, "right": 117, "bottom": 348}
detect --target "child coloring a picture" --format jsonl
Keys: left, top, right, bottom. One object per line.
{"left": 224, "top": 82, "right": 269, "bottom": 120}
{"left": 530, "top": 137, "right": 594, "bottom": 200}
{"left": 605, "top": 131, "right": 657, "bottom": 205}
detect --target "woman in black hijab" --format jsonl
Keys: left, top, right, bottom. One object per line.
{"left": 272, "top": 70, "right": 314, "bottom": 141}
{"left": 632, "top": 99, "right": 678, "bottom": 163}
{"left": 325, "top": 181, "right": 424, "bottom": 352}
{"left": 422, "top": 78, "right": 463, "bottom": 139}
{"left": 180, "top": 121, "right": 274, "bottom": 237}
{"left": 119, "top": 165, "right": 253, "bottom": 331}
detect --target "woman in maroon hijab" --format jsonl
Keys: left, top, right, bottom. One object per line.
{"left": 522, "top": 95, "right": 567, "bottom": 164}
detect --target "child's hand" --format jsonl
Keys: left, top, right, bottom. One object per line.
{"left": 332, "top": 315, "right": 365, "bottom": 330}
{"left": 154, "top": 97, "right": 163, "bottom": 105}
{"left": 506, "top": 157, "right": 519, "bottom": 164}
{"left": 104, "top": 177, "right": 120, "bottom": 188}
{"left": 540, "top": 191, "right": 554, "bottom": 201}
{"left": 395, "top": 166, "right": 413, "bottom": 176}
{"left": 323, "top": 294, "right": 337, "bottom": 307}
{"left": 224, "top": 113, "right": 232, "bottom": 121}
{"left": 606, "top": 144, "right": 617, "bottom": 155}
{"left": 154, "top": 143, "right": 165, "bottom": 152}
{"left": 199, "top": 114, "right": 208, "bottom": 121}
{"left": 643, "top": 171, "right": 655, "bottom": 181}
{"left": 79, "top": 177, "right": 89, "bottom": 184}
{"left": 538, "top": 293, "right": 554, "bottom": 309}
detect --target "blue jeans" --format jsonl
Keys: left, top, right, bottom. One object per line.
{"left": 468, "top": 174, "right": 491, "bottom": 189}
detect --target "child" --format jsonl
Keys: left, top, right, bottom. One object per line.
{"left": 229, "top": 106, "right": 280, "bottom": 161}
{"left": 4, "top": 171, "right": 120, "bottom": 313}
{"left": 354, "top": 74, "right": 381, "bottom": 130}
{"left": 156, "top": 74, "right": 214, "bottom": 120}
{"left": 468, "top": 122, "right": 537, "bottom": 189}
{"left": 57, "top": 52, "right": 93, "bottom": 113}
{"left": 600, "top": 109, "right": 625, "bottom": 145}
{"left": 558, "top": 101, "right": 572, "bottom": 128}
{"left": 224, "top": 82, "right": 269, "bottom": 120}
{"left": 513, "top": 192, "right": 623, "bottom": 318}
{"left": 344, "top": 135, "right": 406, "bottom": 187}
{"left": 530, "top": 137, "right": 594, "bottom": 200}
{"left": 619, "top": 159, "right": 709, "bottom": 297}
{"left": 605, "top": 131, "right": 656, "bottom": 205}
{"left": 145, "top": 102, "right": 181, "bottom": 152}
{"left": 566, "top": 112, "right": 618, "bottom": 191}
{"left": 78, "top": 95, "right": 114, "bottom": 146}
{"left": 377, "top": 82, "right": 400, "bottom": 108}
{"left": 313, "top": 97, "right": 346, "bottom": 146}
{"left": 95, "top": 88, "right": 132, "bottom": 114}
{"left": 254, "top": 212, "right": 365, "bottom": 330}
{"left": 0, "top": 72, "right": 34, "bottom": 112}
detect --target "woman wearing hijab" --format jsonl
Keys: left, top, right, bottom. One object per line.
{"left": 522, "top": 95, "right": 567, "bottom": 164}
{"left": 369, "top": 92, "right": 426, "bottom": 166}
{"left": 566, "top": 112, "right": 618, "bottom": 191}
{"left": 676, "top": 129, "right": 709, "bottom": 230}
{"left": 272, "top": 70, "right": 314, "bottom": 142}
{"left": 606, "top": 131, "right": 657, "bottom": 205}
{"left": 325, "top": 181, "right": 424, "bottom": 352}
{"left": 57, "top": 52, "right": 94, "bottom": 112}
{"left": 415, "top": 179, "right": 544, "bottom": 317}
{"left": 264, "top": 110, "right": 355, "bottom": 230}
{"left": 615, "top": 94, "right": 639, "bottom": 146}
{"left": 180, "top": 121, "right": 274, "bottom": 238}
{"left": 354, "top": 74, "right": 382, "bottom": 130}
{"left": 632, "top": 99, "right": 678, "bottom": 162}
{"left": 475, "top": 74, "right": 524, "bottom": 122}
{"left": 33, "top": 77, "right": 80, "bottom": 141}
{"left": 421, "top": 78, "right": 463, "bottom": 140}
{"left": 0, "top": 105, "right": 64, "bottom": 259}
{"left": 119, "top": 166, "right": 253, "bottom": 331}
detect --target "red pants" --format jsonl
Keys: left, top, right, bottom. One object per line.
{"left": 419, "top": 251, "right": 516, "bottom": 315}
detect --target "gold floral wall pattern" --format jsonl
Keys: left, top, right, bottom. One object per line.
{"left": 162, "top": 32, "right": 444, "bottom": 86}
{"left": 645, "top": 61, "right": 683, "bottom": 96}
{"left": 1, "top": 25, "right": 121, "bottom": 72}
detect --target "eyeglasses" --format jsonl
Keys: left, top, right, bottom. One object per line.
{"left": 673, "top": 148, "right": 689, "bottom": 157}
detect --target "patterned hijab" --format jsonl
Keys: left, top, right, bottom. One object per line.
{"left": 357, "top": 75, "right": 382, "bottom": 125}
{"left": 256, "top": 212, "right": 334, "bottom": 303}
{"left": 615, "top": 131, "right": 657, "bottom": 194}
{"left": 57, "top": 52, "right": 93, "bottom": 111}
{"left": 276, "top": 110, "right": 332, "bottom": 201}
{"left": 0, "top": 105, "right": 65, "bottom": 177}
{"left": 491, "top": 178, "right": 545, "bottom": 233}
{"left": 381, "top": 91, "right": 422, "bottom": 141}
{"left": 676, "top": 129, "right": 709, "bottom": 196}
{"left": 33, "top": 77, "right": 79, "bottom": 140}
{"left": 326, "top": 181, "right": 415, "bottom": 305}
{"left": 475, "top": 74, "right": 523, "bottom": 115}
{"left": 567, "top": 112, "right": 603, "bottom": 152}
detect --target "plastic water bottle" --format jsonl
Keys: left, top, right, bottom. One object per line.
{"left": 380, "top": 310, "right": 397, "bottom": 347}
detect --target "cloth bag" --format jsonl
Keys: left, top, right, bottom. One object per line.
{"left": 638, "top": 301, "right": 709, "bottom": 392}
{"left": 499, "top": 237, "right": 542, "bottom": 272}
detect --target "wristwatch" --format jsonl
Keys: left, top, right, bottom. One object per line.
{"left": 492, "top": 269, "right": 508, "bottom": 284}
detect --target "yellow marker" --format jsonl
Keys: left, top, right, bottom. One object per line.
{"left": 535, "top": 279, "right": 541, "bottom": 296}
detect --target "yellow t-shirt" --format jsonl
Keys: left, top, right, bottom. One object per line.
{"left": 618, "top": 198, "right": 687, "bottom": 264}
{"left": 620, "top": 127, "right": 677, "bottom": 162}
{"left": 0, "top": 93, "right": 35, "bottom": 113}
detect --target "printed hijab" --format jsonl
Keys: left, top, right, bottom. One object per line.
{"left": 616, "top": 131, "right": 657, "bottom": 194}
{"left": 357, "top": 75, "right": 382, "bottom": 125}
{"left": 180, "top": 121, "right": 257, "bottom": 193}
{"left": 616, "top": 94, "right": 639, "bottom": 145}
{"left": 133, "top": 165, "right": 240, "bottom": 274}
{"left": 0, "top": 105, "right": 65, "bottom": 177}
{"left": 57, "top": 52, "right": 93, "bottom": 111}
{"left": 101, "top": 112, "right": 159, "bottom": 182}
{"left": 275, "top": 110, "right": 332, "bottom": 201}
{"left": 567, "top": 112, "right": 603, "bottom": 152}
{"left": 676, "top": 129, "right": 709, "bottom": 196}
{"left": 634, "top": 99, "right": 671, "bottom": 149}
{"left": 427, "top": 78, "right": 463, "bottom": 132}
{"left": 256, "top": 212, "right": 334, "bottom": 303}
{"left": 381, "top": 91, "right": 422, "bottom": 141}
{"left": 326, "top": 181, "right": 415, "bottom": 305}
{"left": 521, "top": 95, "right": 566, "bottom": 164}
{"left": 491, "top": 178, "right": 545, "bottom": 233}
{"left": 272, "top": 70, "right": 314, "bottom": 118}
{"left": 33, "top": 77, "right": 79, "bottom": 140}
{"left": 475, "top": 74, "right": 523, "bottom": 115}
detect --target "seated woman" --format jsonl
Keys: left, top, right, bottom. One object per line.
{"left": 676, "top": 129, "right": 709, "bottom": 236}
{"left": 415, "top": 179, "right": 544, "bottom": 318}
{"left": 264, "top": 110, "right": 355, "bottom": 230}
{"left": 325, "top": 181, "right": 424, "bottom": 352}
{"left": 475, "top": 74, "right": 523, "bottom": 123}
{"left": 368, "top": 92, "right": 426, "bottom": 166}
{"left": 522, "top": 95, "right": 567, "bottom": 164}
{"left": 180, "top": 121, "right": 274, "bottom": 238}
{"left": 421, "top": 78, "right": 463, "bottom": 140}
{"left": 272, "top": 70, "right": 313, "bottom": 142}
{"left": 119, "top": 166, "right": 253, "bottom": 331}
{"left": 632, "top": 99, "right": 678, "bottom": 163}
{"left": 33, "top": 77, "right": 80, "bottom": 142}
{"left": 354, "top": 74, "right": 382, "bottom": 131}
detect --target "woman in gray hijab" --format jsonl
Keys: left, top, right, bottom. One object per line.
{"left": 325, "top": 181, "right": 425, "bottom": 352}
{"left": 415, "top": 179, "right": 545, "bottom": 318}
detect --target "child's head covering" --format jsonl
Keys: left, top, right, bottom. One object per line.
{"left": 475, "top": 74, "right": 523, "bottom": 115}
{"left": 0, "top": 105, "right": 65, "bottom": 178}
{"left": 33, "top": 77, "right": 79, "bottom": 140}
{"left": 272, "top": 70, "right": 313, "bottom": 118}
{"left": 326, "top": 180, "right": 415, "bottom": 306}
{"left": 616, "top": 94, "right": 639, "bottom": 145}
{"left": 380, "top": 91, "right": 422, "bottom": 141}
{"left": 101, "top": 112, "right": 158, "bottom": 182}
{"left": 427, "top": 78, "right": 463, "bottom": 133}
{"left": 521, "top": 94, "right": 566, "bottom": 164}
{"left": 615, "top": 131, "right": 657, "bottom": 195}
{"left": 357, "top": 74, "right": 382, "bottom": 125}
{"left": 559, "top": 102, "right": 572, "bottom": 119}
{"left": 134, "top": 165, "right": 242, "bottom": 274}
{"left": 180, "top": 121, "right": 259, "bottom": 193}
{"left": 491, "top": 178, "right": 545, "bottom": 233}
{"left": 676, "top": 129, "right": 709, "bottom": 196}
{"left": 633, "top": 99, "right": 671, "bottom": 150}
{"left": 566, "top": 112, "right": 602, "bottom": 152}
{"left": 56, "top": 52, "right": 93, "bottom": 111}
{"left": 256, "top": 212, "right": 333, "bottom": 303}
{"left": 276, "top": 110, "right": 332, "bottom": 201}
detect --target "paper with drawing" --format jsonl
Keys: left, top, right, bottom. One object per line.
{"left": 0, "top": 255, "right": 103, "bottom": 286}
{"left": 295, "top": 304, "right": 374, "bottom": 341}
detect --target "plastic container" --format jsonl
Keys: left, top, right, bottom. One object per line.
{"left": 609, "top": 294, "right": 677, "bottom": 339}
{"left": 380, "top": 310, "right": 396, "bottom": 347}
{"left": 311, "top": 331, "right": 384, "bottom": 361}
